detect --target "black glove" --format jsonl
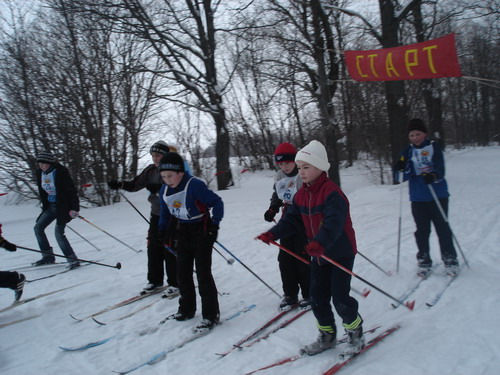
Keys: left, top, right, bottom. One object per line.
{"left": 107, "top": 180, "right": 122, "bottom": 190}
{"left": 422, "top": 173, "right": 437, "bottom": 184}
{"left": 0, "top": 237, "right": 17, "bottom": 252}
{"left": 395, "top": 159, "right": 406, "bottom": 172}
{"left": 157, "top": 230, "right": 169, "bottom": 243}
{"left": 207, "top": 224, "right": 219, "bottom": 243}
{"left": 264, "top": 207, "right": 278, "bottom": 222}
{"left": 145, "top": 183, "right": 160, "bottom": 194}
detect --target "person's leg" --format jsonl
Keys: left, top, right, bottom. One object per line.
{"left": 33, "top": 206, "right": 56, "bottom": 261}
{"left": 0, "top": 271, "right": 19, "bottom": 289}
{"left": 309, "top": 261, "right": 335, "bottom": 329}
{"left": 195, "top": 236, "right": 219, "bottom": 322}
{"left": 411, "top": 201, "right": 432, "bottom": 267}
{"left": 54, "top": 222, "right": 76, "bottom": 260}
{"left": 431, "top": 198, "right": 458, "bottom": 266}
{"left": 330, "top": 257, "right": 364, "bottom": 351}
{"left": 146, "top": 215, "right": 165, "bottom": 287}
{"left": 278, "top": 235, "right": 300, "bottom": 303}
{"left": 175, "top": 226, "right": 197, "bottom": 318}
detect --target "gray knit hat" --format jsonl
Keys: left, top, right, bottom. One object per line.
{"left": 36, "top": 151, "right": 56, "bottom": 164}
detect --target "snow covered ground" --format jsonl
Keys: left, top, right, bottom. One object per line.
{"left": 1, "top": 146, "right": 499, "bottom": 375}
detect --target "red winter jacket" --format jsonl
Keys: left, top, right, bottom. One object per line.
{"left": 270, "top": 172, "right": 357, "bottom": 262}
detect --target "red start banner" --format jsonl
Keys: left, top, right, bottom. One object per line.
{"left": 344, "top": 34, "right": 462, "bottom": 82}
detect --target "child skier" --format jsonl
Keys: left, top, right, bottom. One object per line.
{"left": 158, "top": 152, "right": 223, "bottom": 333}
{"left": 394, "top": 118, "right": 459, "bottom": 277}
{"left": 257, "top": 140, "right": 364, "bottom": 355}
{"left": 263, "top": 142, "right": 310, "bottom": 310}
{"left": 33, "top": 151, "right": 81, "bottom": 269}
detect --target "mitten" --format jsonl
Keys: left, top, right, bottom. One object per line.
{"left": 422, "top": 173, "right": 437, "bottom": 184}
{"left": 107, "top": 180, "right": 122, "bottom": 190}
{"left": 145, "top": 183, "right": 160, "bottom": 194}
{"left": 395, "top": 157, "right": 406, "bottom": 172}
{"left": 0, "top": 237, "right": 17, "bottom": 252}
{"left": 264, "top": 207, "right": 278, "bottom": 222}
{"left": 256, "top": 231, "right": 275, "bottom": 245}
{"left": 157, "top": 230, "right": 169, "bottom": 243}
{"left": 69, "top": 210, "right": 79, "bottom": 219}
{"left": 305, "top": 241, "right": 325, "bottom": 257}
{"left": 208, "top": 224, "right": 219, "bottom": 243}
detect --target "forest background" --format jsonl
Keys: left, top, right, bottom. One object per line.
{"left": 0, "top": 0, "right": 498, "bottom": 206}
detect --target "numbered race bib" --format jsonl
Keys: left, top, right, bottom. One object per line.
{"left": 275, "top": 176, "right": 299, "bottom": 205}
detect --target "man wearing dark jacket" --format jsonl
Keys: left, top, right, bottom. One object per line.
{"left": 33, "top": 151, "right": 80, "bottom": 269}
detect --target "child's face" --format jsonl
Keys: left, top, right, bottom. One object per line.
{"left": 409, "top": 130, "right": 427, "bottom": 146}
{"left": 39, "top": 163, "right": 51, "bottom": 172}
{"left": 297, "top": 161, "right": 323, "bottom": 184}
{"left": 277, "top": 161, "right": 296, "bottom": 174}
{"left": 161, "top": 170, "right": 184, "bottom": 188}
{"left": 151, "top": 152, "right": 164, "bottom": 167}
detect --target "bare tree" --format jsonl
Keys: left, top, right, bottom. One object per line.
{"left": 0, "top": 0, "right": 162, "bottom": 205}
{"left": 73, "top": 0, "right": 235, "bottom": 190}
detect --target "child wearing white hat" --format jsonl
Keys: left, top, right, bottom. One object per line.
{"left": 257, "top": 140, "right": 364, "bottom": 355}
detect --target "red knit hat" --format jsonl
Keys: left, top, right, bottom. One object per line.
{"left": 274, "top": 142, "right": 297, "bottom": 163}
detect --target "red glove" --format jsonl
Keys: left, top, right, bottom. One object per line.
{"left": 256, "top": 231, "right": 275, "bottom": 245}
{"left": 305, "top": 241, "right": 325, "bottom": 257}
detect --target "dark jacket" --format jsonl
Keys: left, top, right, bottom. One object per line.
{"left": 36, "top": 163, "right": 79, "bottom": 225}
{"left": 120, "top": 164, "right": 163, "bottom": 216}
{"left": 270, "top": 172, "right": 357, "bottom": 263}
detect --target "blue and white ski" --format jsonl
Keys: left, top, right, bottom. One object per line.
{"left": 113, "top": 304, "right": 256, "bottom": 374}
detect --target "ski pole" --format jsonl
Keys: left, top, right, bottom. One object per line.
{"left": 17, "top": 245, "right": 121, "bottom": 269}
{"left": 357, "top": 250, "right": 392, "bottom": 276}
{"left": 396, "top": 171, "right": 404, "bottom": 274}
{"left": 427, "top": 185, "right": 470, "bottom": 269}
{"left": 269, "top": 240, "right": 310, "bottom": 265}
{"left": 216, "top": 241, "right": 281, "bottom": 298}
{"left": 320, "top": 254, "right": 415, "bottom": 311}
{"left": 120, "top": 192, "right": 150, "bottom": 224}
{"left": 77, "top": 215, "right": 142, "bottom": 253}
{"left": 269, "top": 240, "right": 371, "bottom": 298}
{"left": 67, "top": 225, "right": 102, "bottom": 252}
{"left": 213, "top": 246, "right": 235, "bottom": 265}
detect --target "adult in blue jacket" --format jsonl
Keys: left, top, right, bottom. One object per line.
{"left": 394, "top": 118, "right": 458, "bottom": 277}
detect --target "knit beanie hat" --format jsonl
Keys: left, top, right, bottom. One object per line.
{"left": 295, "top": 140, "right": 330, "bottom": 172}
{"left": 408, "top": 118, "right": 428, "bottom": 134}
{"left": 36, "top": 151, "right": 56, "bottom": 164}
{"left": 274, "top": 142, "right": 297, "bottom": 164}
{"left": 159, "top": 152, "right": 185, "bottom": 172}
{"left": 150, "top": 140, "right": 170, "bottom": 156}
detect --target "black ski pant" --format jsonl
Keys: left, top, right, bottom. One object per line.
{"left": 176, "top": 222, "right": 219, "bottom": 321}
{"left": 0, "top": 271, "right": 20, "bottom": 289}
{"left": 411, "top": 199, "right": 458, "bottom": 267}
{"left": 309, "top": 256, "right": 359, "bottom": 331}
{"left": 278, "top": 232, "right": 310, "bottom": 300}
{"left": 147, "top": 214, "right": 178, "bottom": 287}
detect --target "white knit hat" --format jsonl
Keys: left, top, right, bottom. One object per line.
{"left": 295, "top": 140, "right": 330, "bottom": 172}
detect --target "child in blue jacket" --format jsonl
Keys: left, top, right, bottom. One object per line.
{"left": 394, "top": 118, "right": 459, "bottom": 277}
{"left": 158, "top": 152, "right": 223, "bottom": 333}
